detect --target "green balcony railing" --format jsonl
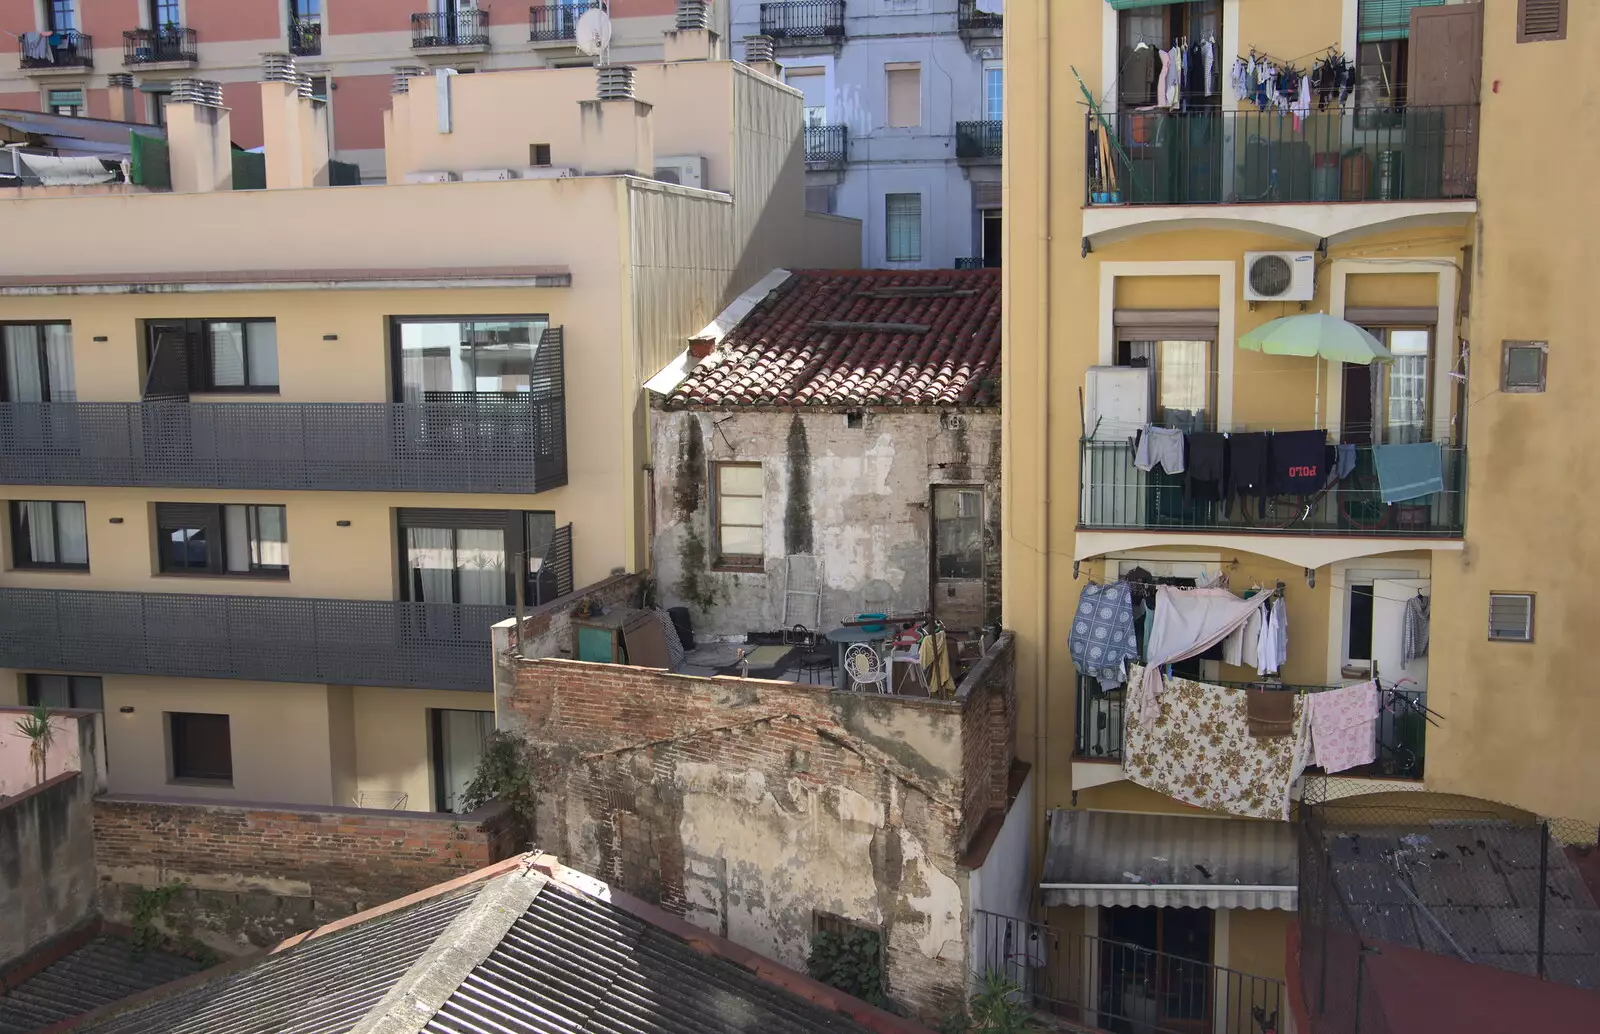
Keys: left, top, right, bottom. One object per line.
{"left": 956, "top": 120, "right": 1002, "bottom": 161}
{"left": 1079, "top": 438, "right": 1465, "bottom": 537}
{"left": 1074, "top": 673, "right": 1427, "bottom": 779}
{"left": 1085, "top": 105, "right": 1478, "bottom": 206}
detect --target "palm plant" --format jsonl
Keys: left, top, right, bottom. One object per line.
{"left": 14, "top": 705, "right": 55, "bottom": 787}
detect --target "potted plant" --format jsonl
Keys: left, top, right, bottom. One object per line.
{"left": 14, "top": 705, "right": 55, "bottom": 787}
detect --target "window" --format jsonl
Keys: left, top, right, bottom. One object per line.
{"left": 1355, "top": 0, "right": 1444, "bottom": 112}
{"left": 933, "top": 486, "right": 984, "bottom": 580}
{"left": 1115, "top": 332, "right": 1218, "bottom": 434}
{"left": 530, "top": 142, "right": 551, "bottom": 166}
{"left": 885, "top": 193, "right": 922, "bottom": 263}
{"left": 151, "top": 0, "right": 181, "bottom": 28}
{"left": 48, "top": 1, "right": 76, "bottom": 32}
{"left": 1362, "top": 327, "right": 1431, "bottom": 443}
{"left": 1117, "top": 1, "right": 1221, "bottom": 109}
{"left": 1517, "top": 0, "right": 1566, "bottom": 43}
{"left": 713, "top": 463, "right": 764, "bottom": 565}
{"left": 9, "top": 501, "right": 88, "bottom": 570}
{"left": 168, "top": 712, "right": 232, "bottom": 784}
{"left": 155, "top": 503, "right": 289, "bottom": 577}
{"left": 1501, "top": 340, "right": 1547, "bottom": 393}
{"left": 398, "top": 508, "right": 554, "bottom": 605}
{"left": 1346, "top": 585, "right": 1376, "bottom": 664}
{"left": 786, "top": 66, "right": 827, "bottom": 127}
{"left": 393, "top": 317, "right": 549, "bottom": 400}
{"left": 431, "top": 708, "right": 493, "bottom": 812}
{"left": 885, "top": 63, "right": 921, "bottom": 128}
{"left": 2, "top": 323, "right": 75, "bottom": 401}
{"left": 146, "top": 90, "right": 168, "bottom": 128}
{"left": 48, "top": 90, "right": 84, "bottom": 117}
{"left": 142, "top": 319, "right": 279, "bottom": 395}
{"left": 26, "top": 674, "right": 103, "bottom": 711}
{"left": 307, "top": 76, "right": 329, "bottom": 100}
{"left": 983, "top": 64, "right": 1004, "bottom": 122}
{"left": 290, "top": 0, "right": 321, "bottom": 17}
{"left": 1488, "top": 592, "right": 1534, "bottom": 643}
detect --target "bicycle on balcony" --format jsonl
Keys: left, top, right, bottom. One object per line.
{"left": 1256, "top": 465, "right": 1390, "bottom": 532}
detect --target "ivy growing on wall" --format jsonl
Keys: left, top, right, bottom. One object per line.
{"left": 805, "top": 928, "right": 887, "bottom": 1008}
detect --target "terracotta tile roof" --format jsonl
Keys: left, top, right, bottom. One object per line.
{"left": 667, "top": 268, "right": 1000, "bottom": 408}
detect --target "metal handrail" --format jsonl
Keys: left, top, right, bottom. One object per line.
{"left": 956, "top": 120, "right": 1002, "bottom": 160}
{"left": 803, "top": 123, "right": 847, "bottom": 166}
{"left": 289, "top": 17, "right": 321, "bottom": 56}
{"left": 123, "top": 26, "right": 196, "bottom": 65}
{"left": 759, "top": 0, "right": 845, "bottom": 41}
{"left": 411, "top": 8, "right": 490, "bottom": 48}
{"left": 529, "top": 1, "right": 590, "bottom": 42}
{"left": 19, "top": 29, "right": 92, "bottom": 69}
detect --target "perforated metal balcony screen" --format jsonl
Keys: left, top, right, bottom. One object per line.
{"left": 1105, "top": 1, "right": 1186, "bottom": 10}
{"left": 0, "top": 588, "right": 510, "bottom": 691}
{"left": 0, "top": 330, "right": 566, "bottom": 493}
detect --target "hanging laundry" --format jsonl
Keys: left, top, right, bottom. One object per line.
{"left": 1069, "top": 581, "right": 1139, "bottom": 692}
{"left": 1133, "top": 586, "right": 1274, "bottom": 725}
{"left": 21, "top": 32, "right": 53, "bottom": 63}
{"left": 1271, "top": 430, "right": 1327, "bottom": 495}
{"left": 1133, "top": 425, "right": 1185, "bottom": 475}
{"left": 1183, "top": 431, "right": 1227, "bottom": 502}
{"left": 1304, "top": 682, "right": 1379, "bottom": 773}
{"left": 1124, "top": 666, "right": 1310, "bottom": 821}
{"left": 1256, "top": 594, "right": 1288, "bottom": 677}
{"left": 1227, "top": 433, "right": 1273, "bottom": 499}
{"left": 1334, "top": 443, "right": 1358, "bottom": 482}
{"left": 1247, "top": 689, "right": 1296, "bottom": 738}
{"left": 1403, "top": 593, "right": 1430, "bottom": 664}
{"left": 1372, "top": 442, "right": 1445, "bottom": 503}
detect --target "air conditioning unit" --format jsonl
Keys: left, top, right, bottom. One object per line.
{"left": 521, "top": 165, "right": 575, "bottom": 179}
{"left": 462, "top": 168, "right": 520, "bottom": 182}
{"left": 404, "top": 170, "right": 459, "bottom": 184}
{"left": 1243, "top": 251, "right": 1316, "bottom": 302}
{"left": 654, "top": 155, "right": 708, "bottom": 189}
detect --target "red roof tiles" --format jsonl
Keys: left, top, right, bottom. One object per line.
{"left": 666, "top": 268, "right": 1000, "bottom": 408}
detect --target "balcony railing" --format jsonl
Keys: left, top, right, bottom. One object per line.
{"left": 1075, "top": 674, "right": 1428, "bottom": 779}
{"left": 19, "top": 30, "right": 92, "bottom": 69}
{"left": 1079, "top": 438, "right": 1465, "bottom": 537}
{"left": 289, "top": 17, "right": 322, "bottom": 56}
{"left": 759, "top": 0, "right": 844, "bottom": 43}
{"left": 956, "top": 120, "right": 1002, "bottom": 161}
{"left": 973, "top": 909, "right": 1286, "bottom": 1034}
{"left": 411, "top": 9, "right": 489, "bottom": 48}
{"left": 529, "top": 1, "right": 589, "bottom": 42}
{"left": 123, "top": 26, "right": 197, "bottom": 65}
{"left": 804, "top": 123, "right": 847, "bottom": 167}
{"left": 955, "top": 257, "right": 999, "bottom": 270}
{"left": 0, "top": 588, "right": 510, "bottom": 692}
{"left": 956, "top": 0, "right": 1002, "bottom": 34}
{"left": 1085, "top": 105, "right": 1479, "bottom": 206}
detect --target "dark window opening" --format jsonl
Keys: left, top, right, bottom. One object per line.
{"left": 1348, "top": 584, "right": 1376, "bottom": 662}
{"left": 1, "top": 322, "right": 75, "bottom": 401}
{"left": 142, "top": 319, "right": 279, "bottom": 396}
{"left": 933, "top": 485, "right": 984, "bottom": 580}
{"left": 48, "top": 0, "right": 77, "bottom": 32}
{"left": 531, "top": 143, "right": 552, "bottom": 166}
{"left": 1116, "top": 1, "right": 1222, "bottom": 110}
{"left": 155, "top": 502, "right": 289, "bottom": 577}
{"left": 9, "top": 500, "right": 88, "bottom": 570}
{"left": 398, "top": 507, "right": 555, "bottom": 605}
{"left": 26, "top": 673, "right": 103, "bottom": 711}
{"left": 430, "top": 708, "right": 493, "bottom": 812}
{"left": 169, "top": 711, "right": 232, "bottom": 783}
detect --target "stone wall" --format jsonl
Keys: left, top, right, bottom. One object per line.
{"left": 496, "top": 644, "right": 1018, "bottom": 1019}
{"left": 0, "top": 772, "right": 97, "bottom": 968}
{"left": 650, "top": 406, "right": 1003, "bottom": 637}
{"left": 92, "top": 794, "right": 515, "bottom": 953}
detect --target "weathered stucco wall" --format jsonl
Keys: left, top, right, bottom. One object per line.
{"left": 651, "top": 406, "right": 1002, "bottom": 637}
{"left": 496, "top": 641, "right": 1018, "bottom": 1019}
{"left": 0, "top": 771, "right": 97, "bottom": 968}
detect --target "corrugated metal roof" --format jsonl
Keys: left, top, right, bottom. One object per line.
{"left": 1040, "top": 809, "right": 1298, "bottom": 910}
{"left": 0, "top": 935, "right": 201, "bottom": 1034}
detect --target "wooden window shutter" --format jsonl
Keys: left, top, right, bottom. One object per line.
{"left": 885, "top": 64, "right": 920, "bottom": 128}
{"left": 1518, "top": 0, "right": 1567, "bottom": 43}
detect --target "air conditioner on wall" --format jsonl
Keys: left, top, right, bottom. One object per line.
{"left": 462, "top": 168, "right": 519, "bottom": 182}
{"left": 404, "top": 170, "right": 459, "bottom": 184}
{"left": 1243, "top": 251, "right": 1316, "bottom": 302}
{"left": 654, "top": 155, "right": 708, "bottom": 189}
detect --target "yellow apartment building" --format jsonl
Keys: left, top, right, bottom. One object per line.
{"left": 1003, "top": 0, "right": 1590, "bottom": 1015}
{"left": 0, "top": 39, "right": 858, "bottom": 814}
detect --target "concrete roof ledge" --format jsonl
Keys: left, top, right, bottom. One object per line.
{"left": 1082, "top": 198, "right": 1478, "bottom": 248}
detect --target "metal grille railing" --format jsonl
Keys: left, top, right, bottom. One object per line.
{"left": 288, "top": 17, "right": 321, "bottom": 56}
{"left": 956, "top": 0, "right": 1002, "bottom": 33}
{"left": 0, "top": 332, "right": 565, "bottom": 493}
{"left": 804, "top": 124, "right": 847, "bottom": 167}
{"left": 973, "top": 910, "right": 1286, "bottom": 1034}
{"left": 123, "top": 26, "right": 197, "bottom": 65}
{"left": 530, "top": 523, "right": 574, "bottom": 605}
{"left": 0, "top": 588, "right": 509, "bottom": 691}
{"left": 759, "top": 0, "right": 844, "bottom": 41}
{"left": 19, "top": 29, "right": 92, "bottom": 69}
{"left": 529, "top": 0, "right": 590, "bottom": 42}
{"left": 411, "top": 9, "right": 489, "bottom": 48}
{"left": 956, "top": 120, "right": 1002, "bottom": 160}
{"left": 1086, "top": 105, "right": 1479, "bottom": 206}
{"left": 1079, "top": 438, "right": 1465, "bottom": 537}
{"left": 1074, "top": 673, "right": 1428, "bottom": 779}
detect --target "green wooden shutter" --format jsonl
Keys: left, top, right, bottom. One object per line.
{"left": 1358, "top": 0, "right": 1445, "bottom": 42}
{"left": 1107, "top": 0, "right": 1187, "bottom": 10}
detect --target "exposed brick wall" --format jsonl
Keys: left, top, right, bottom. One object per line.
{"left": 92, "top": 795, "right": 513, "bottom": 952}
{"left": 958, "top": 633, "right": 1017, "bottom": 852}
{"left": 498, "top": 646, "right": 1018, "bottom": 1021}
{"left": 505, "top": 571, "right": 643, "bottom": 660}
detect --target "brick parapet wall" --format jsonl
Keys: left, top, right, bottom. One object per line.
{"left": 957, "top": 633, "right": 1017, "bottom": 852}
{"left": 92, "top": 795, "right": 514, "bottom": 951}
{"left": 507, "top": 572, "right": 644, "bottom": 659}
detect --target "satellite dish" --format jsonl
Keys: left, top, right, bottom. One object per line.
{"left": 575, "top": 8, "right": 612, "bottom": 59}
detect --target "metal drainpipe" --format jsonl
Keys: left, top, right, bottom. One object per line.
{"left": 1032, "top": 0, "right": 1054, "bottom": 871}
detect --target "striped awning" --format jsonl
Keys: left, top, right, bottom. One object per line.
{"left": 1040, "top": 809, "right": 1298, "bottom": 911}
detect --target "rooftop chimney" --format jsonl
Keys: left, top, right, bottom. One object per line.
{"left": 259, "top": 53, "right": 329, "bottom": 189}
{"left": 743, "top": 35, "right": 779, "bottom": 79}
{"left": 664, "top": 0, "right": 721, "bottom": 62}
{"left": 580, "top": 66, "right": 654, "bottom": 177}
{"left": 107, "top": 72, "right": 135, "bottom": 123}
{"left": 165, "top": 78, "right": 232, "bottom": 193}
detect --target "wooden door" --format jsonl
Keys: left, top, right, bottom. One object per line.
{"left": 1408, "top": 3, "right": 1483, "bottom": 197}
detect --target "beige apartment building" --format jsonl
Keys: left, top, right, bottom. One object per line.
{"left": 0, "top": 40, "right": 859, "bottom": 813}
{"left": 0, "top": 0, "right": 729, "bottom": 178}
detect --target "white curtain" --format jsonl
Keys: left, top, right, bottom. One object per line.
{"left": 43, "top": 325, "right": 74, "bottom": 400}
{"left": 209, "top": 323, "right": 247, "bottom": 388}
{"left": 253, "top": 505, "right": 289, "bottom": 569}
{"left": 21, "top": 501, "right": 56, "bottom": 562}
{"left": 455, "top": 528, "right": 506, "bottom": 605}
{"left": 246, "top": 322, "right": 278, "bottom": 387}
{"left": 56, "top": 502, "right": 87, "bottom": 565}
{"left": 407, "top": 527, "right": 457, "bottom": 602}
{"left": 224, "top": 504, "right": 252, "bottom": 573}
{"left": 4, "top": 326, "right": 44, "bottom": 401}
